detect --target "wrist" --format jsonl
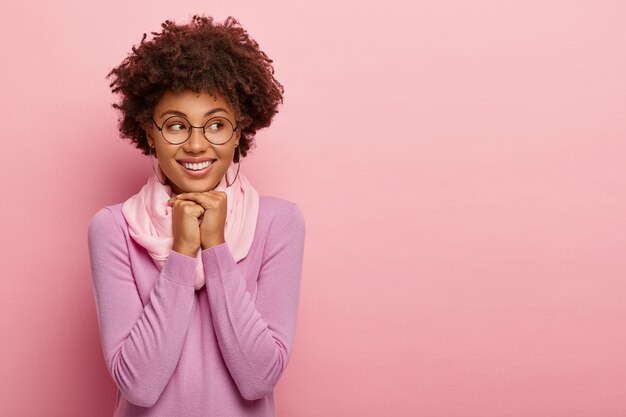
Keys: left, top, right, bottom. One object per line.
{"left": 201, "top": 237, "right": 225, "bottom": 250}
{"left": 172, "top": 243, "right": 199, "bottom": 258}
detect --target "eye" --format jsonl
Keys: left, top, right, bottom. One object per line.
{"left": 164, "top": 120, "right": 188, "bottom": 133}
{"left": 206, "top": 120, "right": 225, "bottom": 132}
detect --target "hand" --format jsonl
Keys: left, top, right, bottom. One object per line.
{"left": 166, "top": 196, "right": 204, "bottom": 257}
{"left": 168, "top": 191, "right": 227, "bottom": 250}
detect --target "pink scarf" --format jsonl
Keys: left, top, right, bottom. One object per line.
{"left": 121, "top": 164, "right": 259, "bottom": 290}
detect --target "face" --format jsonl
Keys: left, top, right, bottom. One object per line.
{"left": 146, "top": 89, "right": 240, "bottom": 195}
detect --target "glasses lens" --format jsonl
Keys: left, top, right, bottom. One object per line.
{"left": 161, "top": 116, "right": 191, "bottom": 144}
{"left": 204, "top": 117, "right": 235, "bottom": 145}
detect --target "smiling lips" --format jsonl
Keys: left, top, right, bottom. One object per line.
{"left": 181, "top": 160, "right": 214, "bottom": 170}
{"left": 178, "top": 159, "right": 216, "bottom": 176}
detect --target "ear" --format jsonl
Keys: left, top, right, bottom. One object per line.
{"left": 144, "top": 124, "right": 154, "bottom": 148}
{"left": 235, "top": 127, "right": 242, "bottom": 145}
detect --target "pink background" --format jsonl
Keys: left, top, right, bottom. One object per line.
{"left": 1, "top": 0, "right": 625, "bottom": 416}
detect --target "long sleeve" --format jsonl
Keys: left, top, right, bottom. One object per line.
{"left": 202, "top": 203, "right": 305, "bottom": 401}
{"left": 87, "top": 207, "right": 198, "bottom": 408}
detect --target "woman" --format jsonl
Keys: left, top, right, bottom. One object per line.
{"left": 87, "top": 15, "right": 305, "bottom": 417}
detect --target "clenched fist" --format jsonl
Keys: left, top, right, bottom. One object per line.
{"left": 167, "top": 191, "right": 227, "bottom": 256}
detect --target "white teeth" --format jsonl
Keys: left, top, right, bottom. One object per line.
{"left": 182, "top": 160, "right": 213, "bottom": 170}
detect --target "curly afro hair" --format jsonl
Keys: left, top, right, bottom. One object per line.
{"left": 107, "top": 15, "right": 284, "bottom": 159}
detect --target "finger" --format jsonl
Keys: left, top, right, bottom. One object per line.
{"left": 175, "top": 192, "right": 225, "bottom": 209}
{"left": 167, "top": 194, "right": 182, "bottom": 206}
{"left": 172, "top": 199, "right": 204, "bottom": 210}
{"left": 174, "top": 200, "right": 205, "bottom": 218}
{"left": 173, "top": 199, "right": 203, "bottom": 208}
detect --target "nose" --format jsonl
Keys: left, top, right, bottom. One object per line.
{"left": 183, "top": 126, "right": 210, "bottom": 153}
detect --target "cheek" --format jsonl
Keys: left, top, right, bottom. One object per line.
{"left": 217, "top": 146, "right": 236, "bottom": 161}
{"left": 155, "top": 147, "right": 176, "bottom": 165}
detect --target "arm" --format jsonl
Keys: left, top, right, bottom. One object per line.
{"left": 87, "top": 207, "right": 197, "bottom": 407}
{"left": 202, "top": 203, "right": 305, "bottom": 401}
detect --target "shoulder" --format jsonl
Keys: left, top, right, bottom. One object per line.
{"left": 258, "top": 195, "right": 305, "bottom": 242}
{"left": 259, "top": 195, "right": 305, "bottom": 226}
{"left": 87, "top": 203, "right": 127, "bottom": 240}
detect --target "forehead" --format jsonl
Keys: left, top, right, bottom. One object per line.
{"left": 154, "top": 89, "right": 234, "bottom": 117}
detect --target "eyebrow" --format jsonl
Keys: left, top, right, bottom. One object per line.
{"left": 159, "top": 108, "right": 230, "bottom": 119}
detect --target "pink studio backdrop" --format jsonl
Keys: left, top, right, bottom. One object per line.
{"left": 1, "top": 0, "right": 625, "bottom": 416}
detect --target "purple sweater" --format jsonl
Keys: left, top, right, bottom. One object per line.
{"left": 87, "top": 195, "right": 305, "bottom": 417}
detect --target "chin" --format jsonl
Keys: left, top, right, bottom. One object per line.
{"left": 175, "top": 179, "right": 221, "bottom": 193}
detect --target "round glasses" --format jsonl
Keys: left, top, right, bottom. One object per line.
{"left": 152, "top": 115, "right": 239, "bottom": 145}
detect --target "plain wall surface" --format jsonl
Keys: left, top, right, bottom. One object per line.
{"left": 1, "top": 0, "right": 625, "bottom": 416}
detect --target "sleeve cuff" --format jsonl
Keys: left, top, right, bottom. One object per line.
{"left": 162, "top": 250, "right": 198, "bottom": 287}
{"left": 201, "top": 243, "right": 237, "bottom": 279}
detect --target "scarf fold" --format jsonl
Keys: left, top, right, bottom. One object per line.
{"left": 121, "top": 164, "right": 259, "bottom": 290}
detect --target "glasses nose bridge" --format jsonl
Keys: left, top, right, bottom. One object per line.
{"left": 185, "top": 123, "right": 209, "bottom": 147}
